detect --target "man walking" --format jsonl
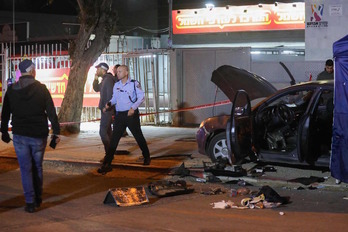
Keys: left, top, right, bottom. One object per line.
{"left": 1, "top": 59, "right": 60, "bottom": 213}
{"left": 93, "top": 62, "right": 117, "bottom": 161}
{"left": 98, "top": 65, "right": 150, "bottom": 174}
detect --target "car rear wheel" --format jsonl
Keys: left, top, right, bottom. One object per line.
{"left": 207, "top": 133, "right": 229, "bottom": 162}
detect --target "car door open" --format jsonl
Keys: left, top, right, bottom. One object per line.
{"left": 226, "top": 90, "right": 253, "bottom": 164}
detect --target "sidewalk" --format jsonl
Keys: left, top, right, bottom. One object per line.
{"left": 0, "top": 122, "right": 346, "bottom": 190}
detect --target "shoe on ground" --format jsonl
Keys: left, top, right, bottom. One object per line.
{"left": 97, "top": 164, "right": 112, "bottom": 174}
{"left": 143, "top": 157, "right": 151, "bottom": 165}
{"left": 25, "top": 203, "right": 36, "bottom": 213}
{"left": 35, "top": 198, "right": 42, "bottom": 208}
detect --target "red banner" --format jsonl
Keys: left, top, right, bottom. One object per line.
{"left": 36, "top": 68, "right": 100, "bottom": 107}
{"left": 172, "top": 3, "right": 305, "bottom": 34}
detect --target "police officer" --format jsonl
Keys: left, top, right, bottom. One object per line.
{"left": 98, "top": 65, "right": 150, "bottom": 174}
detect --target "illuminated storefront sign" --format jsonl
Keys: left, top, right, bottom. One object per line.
{"left": 172, "top": 3, "right": 305, "bottom": 34}
{"left": 36, "top": 68, "right": 99, "bottom": 107}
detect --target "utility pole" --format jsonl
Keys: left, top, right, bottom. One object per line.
{"left": 168, "top": 0, "right": 172, "bottom": 48}
{"left": 12, "top": 0, "right": 15, "bottom": 55}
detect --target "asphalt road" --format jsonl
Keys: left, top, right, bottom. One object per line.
{"left": 0, "top": 158, "right": 347, "bottom": 232}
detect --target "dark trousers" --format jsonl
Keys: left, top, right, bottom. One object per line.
{"left": 99, "top": 110, "right": 113, "bottom": 154}
{"left": 104, "top": 110, "right": 150, "bottom": 164}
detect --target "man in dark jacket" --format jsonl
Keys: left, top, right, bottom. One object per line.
{"left": 93, "top": 63, "right": 117, "bottom": 161}
{"left": 317, "top": 59, "right": 334, "bottom": 80}
{"left": 0, "top": 59, "right": 60, "bottom": 213}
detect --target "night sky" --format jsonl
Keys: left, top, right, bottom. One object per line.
{"left": 0, "top": 0, "right": 78, "bottom": 15}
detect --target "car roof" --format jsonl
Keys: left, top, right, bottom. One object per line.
{"left": 252, "top": 80, "right": 334, "bottom": 109}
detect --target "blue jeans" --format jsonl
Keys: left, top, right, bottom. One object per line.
{"left": 13, "top": 135, "right": 47, "bottom": 204}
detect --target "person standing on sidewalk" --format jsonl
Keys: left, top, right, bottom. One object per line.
{"left": 93, "top": 62, "right": 117, "bottom": 162}
{"left": 98, "top": 65, "right": 150, "bottom": 174}
{"left": 0, "top": 59, "right": 60, "bottom": 213}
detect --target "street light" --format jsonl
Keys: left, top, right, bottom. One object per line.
{"left": 205, "top": 3, "right": 214, "bottom": 11}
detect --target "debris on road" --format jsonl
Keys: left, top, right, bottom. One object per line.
{"left": 148, "top": 180, "right": 194, "bottom": 197}
{"left": 200, "top": 187, "right": 225, "bottom": 195}
{"left": 211, "top": 200, "right": 235, "bottom": 209}
{"left": 104, "top": 186, "right": 149, "bottom": 207}
{"left": 210, "top": 185, "right": 290, "bottom": 210}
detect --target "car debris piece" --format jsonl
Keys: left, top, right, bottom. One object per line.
{"left": 203, "top": 160, "right": 247, "bottom": 177}
{"left": 169, "top": 163, "right": 191, "bottom": 177}
{"left": 211, "top": 200, "right": 235, "bottom": 209}
{"left": 201, "top": 187, "right": 225, "bottom": 195}
{"left": 205, "top": 174, "right": 222, "bottom": 183}
{"left": 237, "top": 179, "right": 253, "bottom": 186}
{"left": 195, "top": 178, "right": 206, "bottom": 183}
{"left": 237, "top": 187, "right": 251, "bottom": 195}
{"left": 262, "top": 201, "right": 281, "bottom": 209}
{"left": 224, "top": 179, "right": 253, "bottom": 186}
{"left": 256, "top": 185, "right": 290, "bottom": 204}
{"left": 148, "top": 180, "right": 194, "bottom": 197}
{"left": 229, "top": 189, "right": 237, "bottom": 197}
{"left": 103, "top": 186, "right": 149, "bottom": 207}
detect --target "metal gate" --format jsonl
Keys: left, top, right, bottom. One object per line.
{"left": 0, "top": 40, "right": 172, "bottom": 125}
{"left": 123, "top": 50, "right": 171, "bottom": 125}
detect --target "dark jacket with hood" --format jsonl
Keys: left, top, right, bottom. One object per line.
{"left": 0, "top": 75, "right": 60, "bottom": 138}
{"left": 93, "top": 72, "right": 117, "bottom": 110}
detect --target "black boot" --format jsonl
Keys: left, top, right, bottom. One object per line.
{"left": 143, "top": 157, "right": 151, "bottom": 165}
{"left": 25, "top": 203, "right": 36, "bottom": 213}
{"left": 97, "top": 163, "right": 112, "bottom": 175}
{"left": 35, "top": 198, "right": 42, "bottom": 208}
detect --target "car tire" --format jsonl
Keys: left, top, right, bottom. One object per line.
{"left": 207, "top": 133, "right": 229, "bottom": 162}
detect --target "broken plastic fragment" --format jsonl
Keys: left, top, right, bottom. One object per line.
{"left": 211, "top": 200, "right": 234, "bottom": 209}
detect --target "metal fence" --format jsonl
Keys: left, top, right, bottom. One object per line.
{"left": 0, "top": 39, "right": 172, "bottom": 125}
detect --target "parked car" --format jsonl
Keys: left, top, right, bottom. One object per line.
{"left": 196, "top": 65, "right": 333, "bottom": 167}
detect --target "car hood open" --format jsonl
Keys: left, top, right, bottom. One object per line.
{"left": 211, "top": 65, "right": 277, "bottom": 102}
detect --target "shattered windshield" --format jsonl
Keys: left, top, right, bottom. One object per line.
{"left": 268, "top": 90, "right": 314, "bottom": 108}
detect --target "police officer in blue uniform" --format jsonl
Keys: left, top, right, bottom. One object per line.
{"left": 98, "top": 65, "right": 150, "bottom": 174}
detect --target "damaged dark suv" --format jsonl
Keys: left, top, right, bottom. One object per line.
{"left": 196, "top": 65, "right": 333, "bottom": 167}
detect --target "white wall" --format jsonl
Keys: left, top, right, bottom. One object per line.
{"left": 305, "top": 0, "right": 348, "bottom": 61}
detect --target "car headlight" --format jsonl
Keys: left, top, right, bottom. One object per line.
{"left": 198, "top": 121, "right": 209, "bottom": 135}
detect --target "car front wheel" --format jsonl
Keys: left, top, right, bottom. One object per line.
{"left": 207, "top": 133, "right": 229, "bottom": 162}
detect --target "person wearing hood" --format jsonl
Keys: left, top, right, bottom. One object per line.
{"left": 0, "top": 59, "right": 60, "bottom": 213}
{"left": 93, "top": 62, "right": 117, "bottom": 161}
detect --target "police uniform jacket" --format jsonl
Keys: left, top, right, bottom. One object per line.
{"left": 109, "top": 77, "right": 144, "bottom": 112}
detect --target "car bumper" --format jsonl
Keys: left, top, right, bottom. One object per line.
{"left": 196, "top": 126, "right": 209, "bottom": 155}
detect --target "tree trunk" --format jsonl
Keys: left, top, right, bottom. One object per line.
{"left": 58, "top": 0, "right": 117, "bottom": 134}
{"left": 58, "top": 60, "right": 90, "bottom": 133}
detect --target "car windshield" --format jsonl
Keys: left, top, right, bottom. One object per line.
{"left": 268, "top": 89, "right": 314, "bottom": 108}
